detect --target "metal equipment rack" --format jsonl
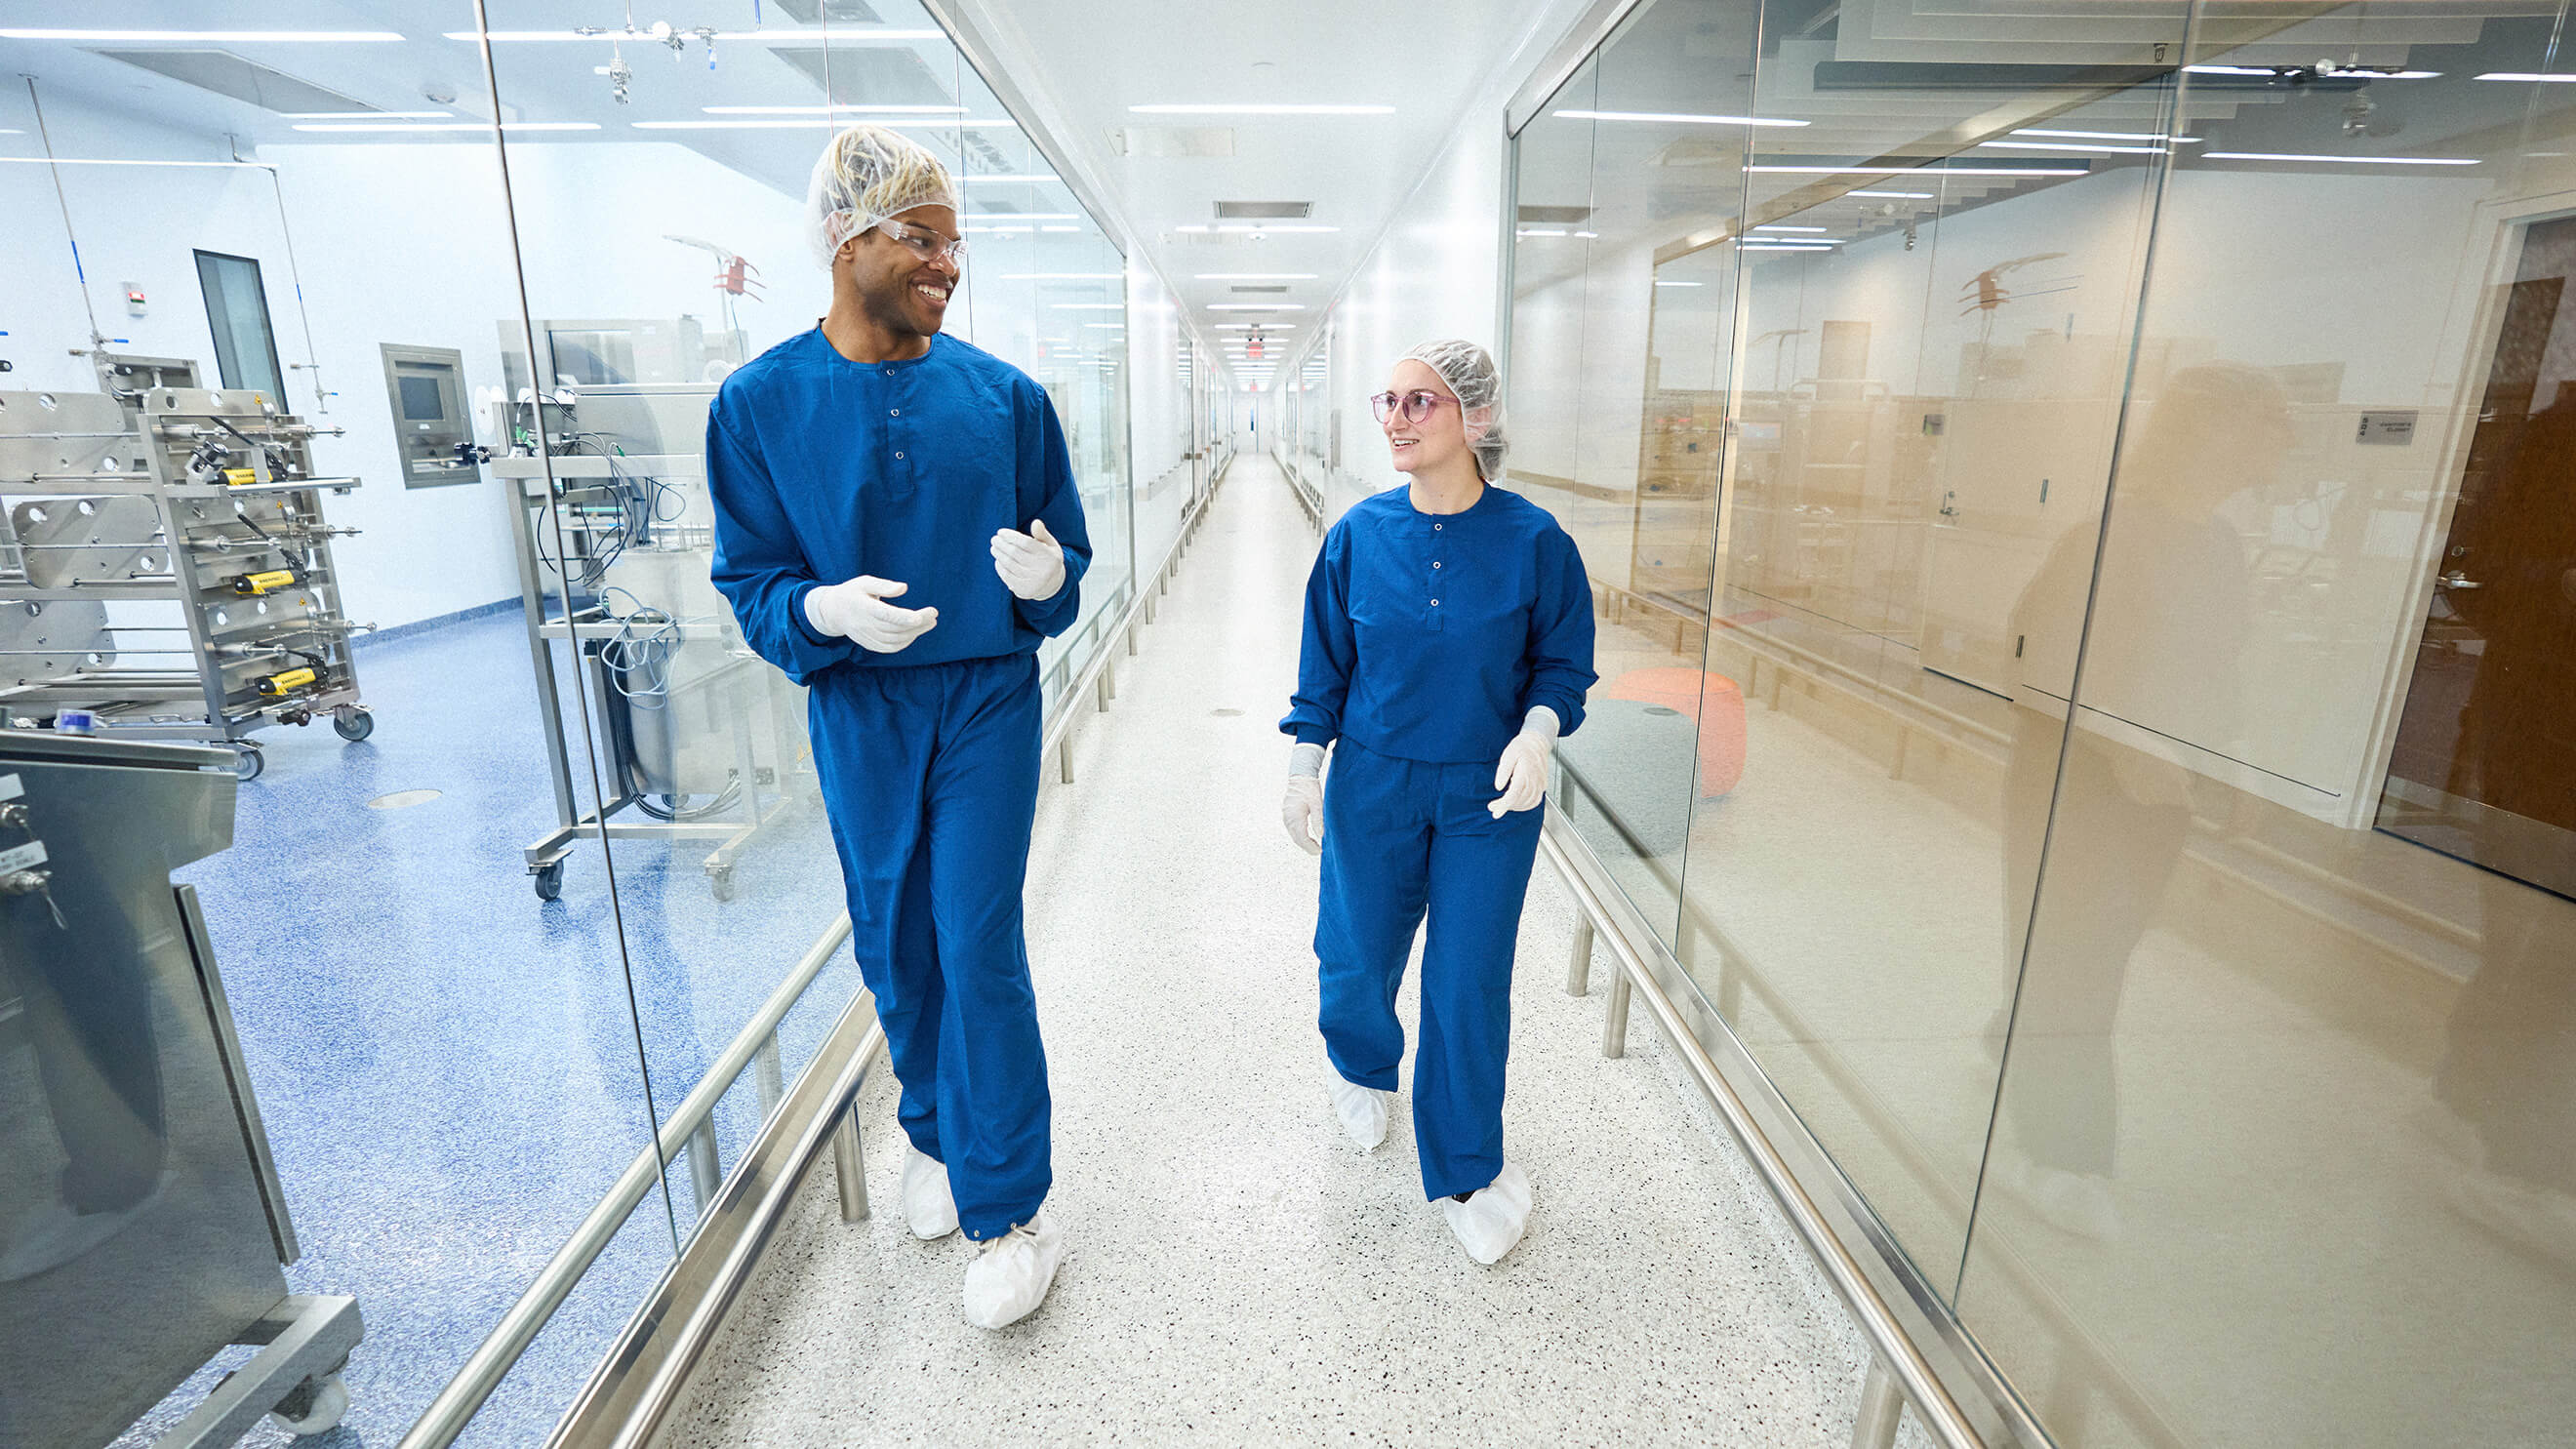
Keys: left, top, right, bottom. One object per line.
{"left": 0, "top": 356, "right": 372, "bottom": 781}
{"left": 492, "top": 387, "right": 809, "bottom": 903}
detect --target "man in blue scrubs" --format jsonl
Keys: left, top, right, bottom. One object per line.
{"left": 705, "top": 126, "right": 1087, "bottom": 1329}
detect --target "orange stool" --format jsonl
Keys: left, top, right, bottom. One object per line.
{"left": 1598, "top": 668, "right": 1746, "bottom": 797}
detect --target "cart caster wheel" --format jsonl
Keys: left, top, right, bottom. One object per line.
{"left": 709, "top": 865, "right": 736, "bottom": 902}
{"left": 333, "top": 705, "right": 375, "bottom": 743}
{"left": 231, "top": 745, "right": 265, "bottom": 783}
{"left": 533, "top": 862, "right": 565, "bottom": 902}
{"left": 269, "top": 1373, "right": 348, "bottom": 1436}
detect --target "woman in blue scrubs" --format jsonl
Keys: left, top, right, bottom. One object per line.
{"left": 1279, "top": 340, "right": 1596, "bottom": 1265}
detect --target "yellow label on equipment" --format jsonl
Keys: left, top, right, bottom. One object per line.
{"left": 255, "top": 667, "right": 317, "bottom": 698}
{"left": 233, "top": 569, "right": 297, "bottom": 596}
{"left": 222, "top": 467, "right": 258, "bottom": 487}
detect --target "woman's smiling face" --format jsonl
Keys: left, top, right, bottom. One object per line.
{"left": 1383, "top": 358, "right": 1472, "bottom": 477}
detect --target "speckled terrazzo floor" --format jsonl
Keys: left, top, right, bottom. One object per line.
{"left": 655, "top": 462, "right": 1886, "bottom": 1447}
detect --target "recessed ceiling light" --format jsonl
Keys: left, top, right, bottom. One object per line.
{"left": 1979, "top": 140, "right": 2166, "bottom": 155}
{"left": 2199, "top": 150, "right": 2477, "bottom": 165}
{"left": 2186, "top": 63, "right": 2436, "bottom": 79}
{"left": 1553, "top": 108, "right": 1806, "bottom": 129}
{"left": 1847, "top": 189, "right": 1933, "bottom": 198}
{"left": 1173, "top": 223, "right": 1339, "bottom": 234}
{"left": 1748, "top": 164, "right": 2080, "bottom": 177}
{"left": 634, "top": 117, "right": 1013, "bottom": 131}
{"left": 1209, "top": 303, "right": 1306, "bottom": 311}
{"left": 293, "top": 121, "right": 601, "bottom": 133}
{"left": 281, "top": 110, "right": 455, "bottom": 119}
{"left": 1197, "top": 273, "right": 1317, "bottom": 280}
{"left": 2479, "top": 72, "right": 2576, "bottom": 81}
{"left": 0, "top": 28, "right": 404, "bottom": 41}
{"left": 1743, "top": 242, "right": 1836, "bottom": 252}
{"left": 446, "top": 28, "right": 944, "bottom": 42}
{"left": 1653, "top": 280, "right": 1706, "bottom": 287}
{"left": 1131, "top": 103, "right": 1392, "bottom": 115}
{"left": 2014, "top": 127, "right": 2199, "bottom": 143}
{"left": 1751, "top": 224, "right": 1827, "bottom": 232}
{"left": 1215, "top": 323, "right": 1296, "bottom": 330}
{"left": 0, "top": 156, "right": 269, "bottom": 168}
{"left": 1002, "top": 273, "right": 1124, "bottom": 280}
{"left": 705, "top": 104, "right": 963, "bottom": 115}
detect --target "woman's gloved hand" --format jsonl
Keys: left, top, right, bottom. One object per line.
{"left": 991, "top": 518, "right": 1067, "bottom": 601}
{"left": 1489, "top": 706, "right": 1560, "bottom": 818}
{"left": 804, "top": 575, "right": 938, "bottom": 654}
{"left": 1283, "top": 742, "right": 1325, "bottom": 855}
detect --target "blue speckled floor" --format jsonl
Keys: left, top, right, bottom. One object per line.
{"left": 110, "top": 608, "right": 862, "bottom": 1447}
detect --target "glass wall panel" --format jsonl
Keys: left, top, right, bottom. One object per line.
{"left": 0, "top": 35, "right": 667, "bottom": 1447}
{"left": 1962, "top": 6, "right": 2576, "bottom": 1444}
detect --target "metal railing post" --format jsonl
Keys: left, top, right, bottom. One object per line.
{"left": 687, "top": 1120, "right": 722, "bottom": 1221}
{"left": 1058, "top": 741, "right": 1074, "bottom": 785}
{"left": 1566, "top": 917, "right": 1594, "bottom": 996}
{"left": 1853, "top": 1358, "right": 1907, "bottom": 1449}
{"left": 832, "top": 1105, "right": 868, "bottom": 1223}
{"left": 754, "top": 1035, "right": 784, "bottom": 1117}
{"left": 1603, "top": 963, "right": 1632, "bottom": 1059}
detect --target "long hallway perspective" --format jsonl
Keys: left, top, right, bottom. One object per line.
{"left": 659, "top": 460, "right": 1880, "bottom": 1445}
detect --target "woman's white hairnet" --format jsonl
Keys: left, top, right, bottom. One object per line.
{"left": 805, "top": 124, "right": 964, "bottom": 269}
{"left": 1403, "top": 339, "right": 1508, "bottom": 479}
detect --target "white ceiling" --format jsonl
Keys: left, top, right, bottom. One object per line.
{"left": 0, "top": 0, "right": 1571, "bottom": 375}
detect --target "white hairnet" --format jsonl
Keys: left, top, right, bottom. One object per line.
{"left": 805, "top": 124, "right": 964, "bottom": 269}
{"left": 1403, "top": 339, "right": 1508, "bottom": 479}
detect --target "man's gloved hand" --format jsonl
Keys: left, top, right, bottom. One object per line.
{"left": 1283, "top": 742, "right": 1325, "bottom": 855}
{"left": 1489, "top": 706, "right": 1560, "bottom": 818}
{"left": 991, "top": 518, "right": 1067, "bottom": 601}
{"left": 804, "top": 575, "right": 939, "bottom": 654}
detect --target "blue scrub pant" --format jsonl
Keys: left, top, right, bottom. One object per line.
{"left": 1316, "top": 740, "right": 1543, "bottom": 1202}
{"left": 810, "top": 652, "right": 1050, "bottom": 1240}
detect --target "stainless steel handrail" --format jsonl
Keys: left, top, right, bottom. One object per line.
{"left": 397, "top": 913, "right": 853, "bottom": 1449}
{"left": 1538, "top": 815, "right": 1985, "bottom": 1449}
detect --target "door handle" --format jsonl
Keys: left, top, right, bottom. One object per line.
{"left": 2437, "top": 571, "right": 2481, "bottom": 590}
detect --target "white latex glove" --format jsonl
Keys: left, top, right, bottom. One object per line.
{"left": 1489, "top": 706, "right": 1560, "bottom": 818}
{"left": 1283, "top": 742, "right": 1325, "bottom": 855}
{"left": 804, "top": 575, "right": 938, "bottom": 654}
{"left": 991, "top": 518, "right": 1067, "bottom": 601}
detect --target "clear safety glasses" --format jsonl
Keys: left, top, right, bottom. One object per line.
{"left": 1369, "top": 389, "right": 1454, "bottom": 425}
{"left": 877, "top": 218, "right": 969, "bottom": 266}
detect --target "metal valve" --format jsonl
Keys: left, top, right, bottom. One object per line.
{"left": 0, "top": 867, "right": 51, "bottom": 897}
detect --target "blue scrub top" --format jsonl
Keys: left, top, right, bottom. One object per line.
{"left": 1283, "top": 484, "right": 1597, "bottom": 765}
{"left": 706, "top": 329, "right": 1091, "bottom": 685}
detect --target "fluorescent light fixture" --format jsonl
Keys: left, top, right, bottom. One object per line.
{"left": 1173, "top": 223, "right": 1340, "bottom": 234}
{"left": 1848, "top": 189, "right": 1933, "bottom": 198}
{"left": 976, "top": 213, "right": 1078, "bottom": 221}
{"left": 294, "top": 121, "right": 601, "bottom": 133}
{"left": 447, "top": 28, "right": 943, "bottom": 42}
{"left": 2014, "top": 127, "right": 2199, "bottom": 143}
{"left": 1979, "top": 140, "right": 2165, "bottom": 155}
{"left": 966, "top": 224, "right": 1035, "bottom": 233}
{"left": 1130, "top": 103, "right": 1392, "bottom": 115}
{"left": 1197, "top": 273, "right": 1317, "bottom": 280}
{"left": 1653, "top": 280, "right": 1706, "bottom": 287}
{"left": 1553, "top": 108, "right": 1806, "bottom": 129}
{"left": 1002, "top": 273, "right": 1123, "bottom": 280}
{"left": 705, "top": 104, "right": 962, "bottom": 114}
{"left": 2478, "top": 72, "right": 2576, "bottom": 82}
{"left": 962, "top": 175, "right": 1056, "bottom": 183}
{"left": 2200, "top": 150, "right": 2477, "bottom": 165}
{"left": 636, "top": 118, "right": 1013, "bottom": 130}
{"left": 1752, "top": 224, "right": 1827, "bottom": 232}
{"left": 1, "top": 28, "right": 402, "bottom": 41}
{"left": 1215, "top": 323, "right": 1296, "bottom": 330}
{"left": 2186, "top": 63, "right": 2436, "bottom": 79}
{"left": 281, "top": 109, "right": 454, "bottom": 120}
{"left": 0, "top": 156, "right": 270, "bottom": 169}
{"left": 1209, "top": 303, "right": 1306, "bottom": 311}
{"left": 1744, "top": 242, "right": 1835, "bottom": 252}
{"left": 1747, "top": 164, "right": 2079, "bottom": 177}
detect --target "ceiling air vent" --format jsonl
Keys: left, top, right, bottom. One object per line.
{"left": 1214, "top": 201, "right": 1311, "bottom": 220}
{"left": 1516, "top": 205, "right": 1592, "bottom": 223}
{"left": 771, "top": 0, "right": 886, "bottom": 21}
{"left": 95, "top": 50, "right": 372, "bottom": 114}
{"left": 1230, "top": 285, "right": 1290, "bottom": 294}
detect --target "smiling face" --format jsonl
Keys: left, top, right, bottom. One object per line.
{"left": 836, "top": 203, "right": 960, "bottom": 342}
{"left": 1383, "top": 358, "right": 1477, "bottom": 478}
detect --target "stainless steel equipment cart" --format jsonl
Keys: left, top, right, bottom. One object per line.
{"left": 492, "top": 384, "right": 812, "bottom": 903}
{"left": 0, "top": 356, "right": 372, "bottom": 782}
{"left": 0, "top": 732, "right": 361, "bottom": 1448}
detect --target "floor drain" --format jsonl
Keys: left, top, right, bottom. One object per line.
{"left": 367, "top": 788, "right": 442, "bottom": 810}
{"left": 1211, "top": 708, "right": 1243, "bottom": 717}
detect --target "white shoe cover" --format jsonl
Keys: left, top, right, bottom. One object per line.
{"left": 1441, "top": 1161, "right": 1533, "bottom": 1265}
{"left": 962, "top": 1210, "right": 1064, "bottom": 1330}
{"left": 1329, "top": 1074, "right": 1394, "bottom": 1151}
{"left": 900, "top": 1145, "right": 959, "bottom": 1240}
